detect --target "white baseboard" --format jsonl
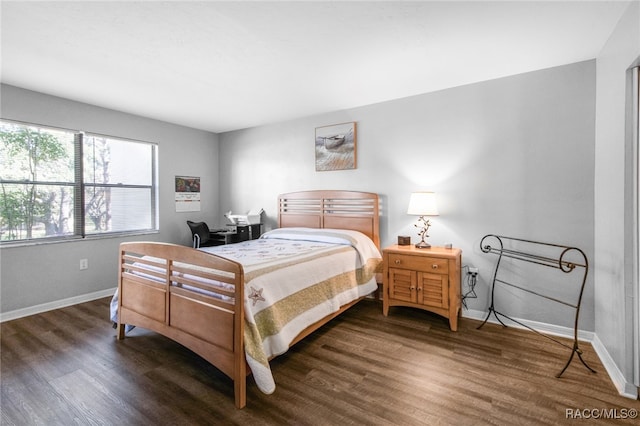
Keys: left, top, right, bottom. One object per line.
{"left": 462, "top": 308, "right": 594, "bottom": 342}
{"left": 0, "top": 288, "right": 116, "bottom": 323}
{"left": 463, "top": 308, "right": 638, "bottom": 400}
{"left": 591, "top": 334, "right": 640, "bottom": 400}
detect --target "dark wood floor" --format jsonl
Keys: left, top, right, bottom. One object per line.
{"left": 1, "top": 297, "right": 638, "bottom": 425}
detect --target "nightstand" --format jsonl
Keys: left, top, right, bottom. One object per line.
{"left": 382, "top": 245, "right": 462, "bottom": 331}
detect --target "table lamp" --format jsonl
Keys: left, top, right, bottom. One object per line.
{"left": 407, "top": 191, "right": 439, "bottom": 248}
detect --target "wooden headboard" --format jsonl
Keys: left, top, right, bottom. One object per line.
{"left": 277, "top": 190, "right": 380, "bottom": 248}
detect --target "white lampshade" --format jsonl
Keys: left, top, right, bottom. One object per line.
{"left": 407, "top": 192, "right": 439, "bottom": 216}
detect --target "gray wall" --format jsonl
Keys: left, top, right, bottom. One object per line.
{"left": 0, "top": 84, "right": 219, "bottom": 314}
{"left": 219, "top": 60, "right": 596, "bottom": 331}
{"left": 594, "top": 1, "right": 640, "bottom": 393}
{"left": 1, "top": 62, "right": 600, "bottom": 333}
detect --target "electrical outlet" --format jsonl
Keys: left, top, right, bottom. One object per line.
{"left": 468, "top": 267, "right": 478, "bottom": 276}
{"left": 80, "top": 259, "right": 88, "bottom": 270}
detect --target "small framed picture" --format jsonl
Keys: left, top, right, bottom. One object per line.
{"left": 315, "top": 122, "right": 356, "bottom": 171}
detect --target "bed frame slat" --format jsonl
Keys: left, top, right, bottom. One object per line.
{"left": 278, "top": 190, "right": 380, "bottom": 248}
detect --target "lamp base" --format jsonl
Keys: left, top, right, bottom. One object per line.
{"left": 415, "top": 241, "right": 431, "bottom": 249}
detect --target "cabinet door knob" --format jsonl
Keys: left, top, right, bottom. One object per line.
{"left": 394, "top": 259, "right": 401, "bottom": 265}
{"left": 432, "top": 264, "right": 439, "bottom": 269}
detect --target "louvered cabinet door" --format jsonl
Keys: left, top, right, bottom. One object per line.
{"left": 388, "top": 268, "right": 416, "bottom": 303}
{"left": 417, "top": 272, "right": 449, "bottom": 309}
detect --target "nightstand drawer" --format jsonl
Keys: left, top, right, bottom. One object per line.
{"left": 388, "top": 254, "right": 449, "bottom": 274}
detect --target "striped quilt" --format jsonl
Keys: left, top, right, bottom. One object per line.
{"left": 200, "top": 228, "right": 382, "bottom": 394}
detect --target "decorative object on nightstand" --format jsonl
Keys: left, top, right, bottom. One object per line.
{"left": 407, "top": 191, "right": 439, "bottom": 248}
{"left": 397, "top": 235, "right": 411, "bottom": 246}
{"left": 382, "top": 244, "right": 462, "bottom": 331}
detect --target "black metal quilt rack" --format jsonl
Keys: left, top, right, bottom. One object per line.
{"left": 477, "top": 234, "right": 596, "bottom": 377}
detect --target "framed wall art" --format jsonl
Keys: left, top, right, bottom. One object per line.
{"left": 315, "top": 122, "right": 357, "bottom": 171}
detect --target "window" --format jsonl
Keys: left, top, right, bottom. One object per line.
{"left": 83, "top": 134, "right": 156, "bottom": 235}
{"left": 0, "top": 120, "right": 157, "bottom": 243}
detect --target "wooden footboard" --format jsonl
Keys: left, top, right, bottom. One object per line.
{"left": 117, "top": 190, "right": 381, "bottom": 408}
{"left": 116, "top": 242, "right": 247, "bottom": 408}
{"left": 116, "top": 241, "right": 369, "bottom": 409}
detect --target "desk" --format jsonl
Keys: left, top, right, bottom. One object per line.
{"left": 210, "top": 224, "right": 262, "bottom": 245}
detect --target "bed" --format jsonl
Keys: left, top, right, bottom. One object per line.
{"left": 114, "top": 190, "right": 381, "bottom": 408}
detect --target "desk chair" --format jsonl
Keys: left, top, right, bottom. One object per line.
{"left": 187, "top": 220, "right": 216, "bottom": 248}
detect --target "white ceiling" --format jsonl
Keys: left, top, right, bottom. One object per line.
{"left": 0, "top": 1, "right": 632, "bottom": 133}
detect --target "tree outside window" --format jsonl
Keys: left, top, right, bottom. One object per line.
{"left": 0, "top": 120, "right": 157, "bottom": 243}
{"left": 0, "top": 122, "right": 75, "bottom": 241}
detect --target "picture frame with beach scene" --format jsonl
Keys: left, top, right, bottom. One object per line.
{"left": 315, "top": 122, "right": 357, "bottom": 171}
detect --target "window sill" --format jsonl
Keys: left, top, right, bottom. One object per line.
{"left": 0, "top": 230, "right": 160, "bottom": 249}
